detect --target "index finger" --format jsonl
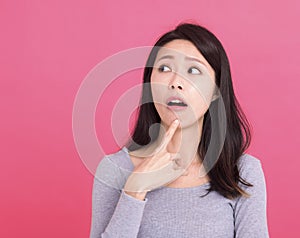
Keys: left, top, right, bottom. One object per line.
{"left": 159, "top": 119, "right": 180, "bottom": 150}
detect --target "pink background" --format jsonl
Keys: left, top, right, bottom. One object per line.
{"left": 1, "top": 0, "right": 299, "bottom": 237}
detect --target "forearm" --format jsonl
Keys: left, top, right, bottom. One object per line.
{"left": 101, "top": 189, "right": 148, "bottom": 237}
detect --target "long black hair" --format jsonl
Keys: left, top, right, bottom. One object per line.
{"left": 124, "top": 22, "right": 253, "bottom": 199}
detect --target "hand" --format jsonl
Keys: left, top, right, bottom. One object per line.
{"left": 124, "top": 119, "right": 184, "bottom": 194}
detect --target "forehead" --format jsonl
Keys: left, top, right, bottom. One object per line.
{"left": 156, "top": 39, "right": 205, "bottom": 62}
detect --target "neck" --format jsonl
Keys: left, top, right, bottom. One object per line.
{"left": 157, "top": 117, "right": 204, "bottom": 168}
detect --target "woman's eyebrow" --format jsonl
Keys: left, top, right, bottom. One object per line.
{"left": 156, "top": 54, "right": 208, "bottom": 68}
{"left": 185, "top": 56, "right": 208, "bottom": 68}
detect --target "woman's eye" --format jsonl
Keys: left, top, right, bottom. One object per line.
{"left": 188, "top": 67, "right": 201, "bottom": 75}
{"left": 158, "top": 65, "right": 171, "bottom": 72}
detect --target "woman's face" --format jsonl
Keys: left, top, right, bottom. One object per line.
{"left": 150, "top": 39, "right": 218, "bottom": 128}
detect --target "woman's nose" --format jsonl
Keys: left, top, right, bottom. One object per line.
{"left": 168, "top": 73, "right": 183, "bottom": 90}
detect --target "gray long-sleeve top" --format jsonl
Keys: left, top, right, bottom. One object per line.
{"left": 89, "top": 147, "right": 269, "bottom": 238}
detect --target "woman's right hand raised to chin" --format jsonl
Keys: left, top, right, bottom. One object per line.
{"left": 123, "top": 119, "right": 184, "bottom": 200}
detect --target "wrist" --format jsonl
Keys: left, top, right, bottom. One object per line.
{"left": 124, "top": 190, "right": 147, "bottom": 201}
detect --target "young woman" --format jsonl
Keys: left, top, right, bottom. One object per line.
{"left": 90, "top": 22, "right": 269, "bottom": 238}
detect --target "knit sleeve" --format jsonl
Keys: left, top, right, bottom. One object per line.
{"left": 233, "top": 155, "right": 270, "bottom": 238}
{"left": 89, "top": 156, "right": 148, "bottom": 238}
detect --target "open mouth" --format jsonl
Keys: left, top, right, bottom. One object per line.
{"left": 166, "top": 96, "right": 188, "bottom": 111}
{"left": 167, "top": 100, "right": 188, "bottom": 107}
{"left": 166, "top": 97, "right": 188, "bottom": 107}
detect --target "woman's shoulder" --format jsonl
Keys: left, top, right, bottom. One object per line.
{"left": 238, "top": 153, "right": 262, "bottom": 167}
{"left": 94, "top": 147, "right": 133, "bottom": 191}
{"left": 104, "top": 146, "right": 133, "bottom": 169}
{"left": 238, "top": 153, "right": 263, "bottom": 171}
{"left": 237, "top": 153, "right": 266, "bottom": 187}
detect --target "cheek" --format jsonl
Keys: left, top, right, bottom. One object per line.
{"left": 150, "top": 75, "right": 167, "bottom": 105}
{"left": 189, "top": 94, "right": 209, "bottom": 119}
{"left": 189, "top": 77, "right": 216, "bottom": 106}
{"left": 151, "top": 86, "right": 163, "bottom": 108}
{"left": 187, "top": 84, "right": 215, "bottom": 117}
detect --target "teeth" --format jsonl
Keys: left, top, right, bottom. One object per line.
{"left": 167, "top": 98, "right": 187, "bottom": 107}
{"left": 170, "top": 99, "right": 183, "bottom": 103}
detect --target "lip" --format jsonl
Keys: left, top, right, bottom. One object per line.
{"left": 166, "top": 105, "right": 188, "bottom": 111}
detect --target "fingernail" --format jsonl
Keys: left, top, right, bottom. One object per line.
{"left": 174, "top": 119, "right": 179, "bottom": 124}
